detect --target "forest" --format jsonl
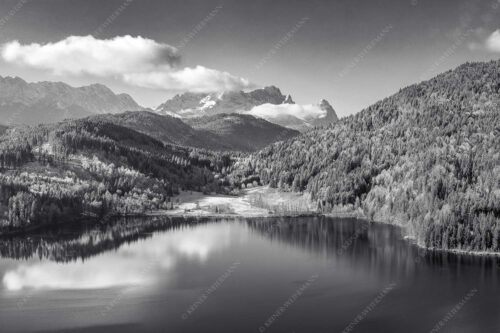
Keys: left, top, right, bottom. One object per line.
{"left": 235, "top": 60, "right": 500, "bottom": 252}
{"left": 0, "top": 118, "right": 240, "bottom": 229}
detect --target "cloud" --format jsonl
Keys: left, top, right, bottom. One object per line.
{"left": 485, "top": 29, "right": 500, "bottom": 52}
{"left": 124, "top": 65, "right": 253, "bottom": 93}
{"left": 1, "top": 35, "right": 252, "bottom": 93}
{"left": 246, "top": 103, "right": 327, "bottom": 121}
{"left": 2, "top": 35, "right": 180, "bottom": 76}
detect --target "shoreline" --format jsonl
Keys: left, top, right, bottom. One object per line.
{"left": 2, "top": 186, "right": 499, "bottom": 258}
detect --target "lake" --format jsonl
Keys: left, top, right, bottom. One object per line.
{"left": 0, "top": 216, "right": 499, "bottom": 333}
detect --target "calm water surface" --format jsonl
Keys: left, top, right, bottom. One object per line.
{"left": 0, "top": 216, "right": 499, "bottom": 333}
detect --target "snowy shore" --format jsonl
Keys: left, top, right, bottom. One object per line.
{"left": 157, "top": 186, "right": 317, "bottom": 218}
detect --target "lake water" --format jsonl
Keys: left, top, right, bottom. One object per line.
{"left": 0, "top": 216, "right": 499, "bottom": 333}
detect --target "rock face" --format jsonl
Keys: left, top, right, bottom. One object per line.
{"left": 312, "top": 99, "right": 339, "bottom": 127}
{"left": 0, "top": 76, "right": 145, "bottom": 125}
{"left": 155, "top": 86, "right": 338, "bottom": 131}
{"left": 155, "top": 86, "right": 292, "bottom": 118}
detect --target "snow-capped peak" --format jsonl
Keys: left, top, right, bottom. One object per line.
{"left": 199, "top": 95, "right": 217, "bottom": 110}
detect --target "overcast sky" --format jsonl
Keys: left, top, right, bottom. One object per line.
{"left": 0, "top": 0, "right": 499, "bottom": 116}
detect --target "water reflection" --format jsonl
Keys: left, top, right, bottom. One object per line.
{"left": 1, "top": 216, "right": 500, "bottom": 289}
{"left": 1, "top": 217, "right": 500, "bottom": 332}
{"left": 247, "top": 217, "right": 500, "bottom": 280}
{"left": 0, "top": 217, "right": 229, "bottom": 263}
{"left": 1, "top": 218, "right": 234, "bottom": 291}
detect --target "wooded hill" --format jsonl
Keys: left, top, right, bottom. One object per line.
{"left": 237, "top": 60, "right": 500, "bottom": 252}
{"left": 0, "top": 118, "right": 238, "bottom": 229}
{"left": 91, "top": 111, "right": 298, "bottom": 152}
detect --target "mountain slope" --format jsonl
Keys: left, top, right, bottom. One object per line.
{"left": 185, "top": 113, "right": 300, "bottom": 151}
{"left": 236, "top": 60, "right": 500, "bottom": 252}
{"left": 90, "top": 111, "right": 298, "bottom": 152}
{"left": 88, "top": 111, "right": 229, "bottom": 151}
{"left": 0, "top": 76, "right": 145, "bottom": 125}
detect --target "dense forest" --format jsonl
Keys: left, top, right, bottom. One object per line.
{"left": 0, "top": 118, "right": 241, "bottom": 229}
{"left": 236, "top": 60, "right": 500, "bottom": 252}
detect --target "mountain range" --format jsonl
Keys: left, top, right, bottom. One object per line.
{"left": 0, "top": 76, "right": 337, "bottom": 133}
{"left": 156, "top": 86, "right": 338, "bottom": 131}
{"left": 156, "top": 86, "right": 293, "bottom": 116}
{"left": 0, "top": 76, "right": 145, "bottom": 126}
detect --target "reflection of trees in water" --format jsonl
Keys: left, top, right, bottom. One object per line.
{"left": 1, "top": 215, "right": 499, "bottom": 275}
{"left": 247, "top": 216, "right": 500, "bottom": 276}
{"left": 247, "top": 216, "right": 397, "bottom": 255}
{"left": 0, "top": 216, "right": 215, "bottom": 263}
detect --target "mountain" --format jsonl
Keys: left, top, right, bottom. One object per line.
{"left": 88, "top": 111, "right": 227, "bottom": 150}
{"left": 314, "top": 99, "right": 339, "bottom": 126}
{"left": 156, "top": 86, "right": 292, "bottom": 117}
{"left": 0, "top": 76, "right": 145, "bottom": 126}
{"left": 155, "top": 86, "right": 338, "bottom": 131}
{"left": 235, "top": 60, "right": 500, "bottom": 253}
{"left": 89, "top": 111, "right": 299, "bottom": 152}
{"left": 184, "top": 113, "right": 299, "bottom": 152}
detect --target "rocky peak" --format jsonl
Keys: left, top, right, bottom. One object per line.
{"left": 315, "top": 99, "right": 339, "bottom": 126}
{"left": 283, "top": 94, "right": 295, "bottom": 104}
{"left": 156, "top": 86, "right": 294, "bottom": 117}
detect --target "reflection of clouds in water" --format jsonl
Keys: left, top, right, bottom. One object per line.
{"left": 3, "top": 223, "right": 232, "bottom": 291}
{"left": 175, "top": 224, "right": 231, "bottom": 261}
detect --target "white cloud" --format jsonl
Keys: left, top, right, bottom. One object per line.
{"left": 485, "top": 29, "right": 500, "bottom": 52}
{"left": 124, "top": 65, "right": 253, "bottom": 93}
{"left": 246, "top": 103, "right": 327, "bottom": 121}
{"left": 1, "top": 35, "right": 252, "bottom": 93}
{"left": 1, "top": 35, "right": 179, "bottom": 77}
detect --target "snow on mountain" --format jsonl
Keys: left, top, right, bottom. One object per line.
{"left": 155, "top": 86, "right": 337, "bottom": 131}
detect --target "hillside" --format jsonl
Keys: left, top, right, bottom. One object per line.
{"left": 236, "top": 60, "right": 500, "bottom": 252}
{"left": 184, "top": 113, "right": 299, "bottom": 151}
{"left": 88, "top": 111, "right": 230, "bottom": 151}
{"left": 0, "top": 76, "right": 145, "bottom": 125}
{"left": 0, "top": 118, "right": 238, "bottom": 230}
{"left": 91, "top": 111, "right": 298, "bottom": 152}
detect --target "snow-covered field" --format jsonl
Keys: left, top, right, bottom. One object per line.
{"left": 160, "top": 186, "right": 315, "bottom": 218}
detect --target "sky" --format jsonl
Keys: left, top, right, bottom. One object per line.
{"left": 0, "top": 0, "right": 499, "bottom": 117}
